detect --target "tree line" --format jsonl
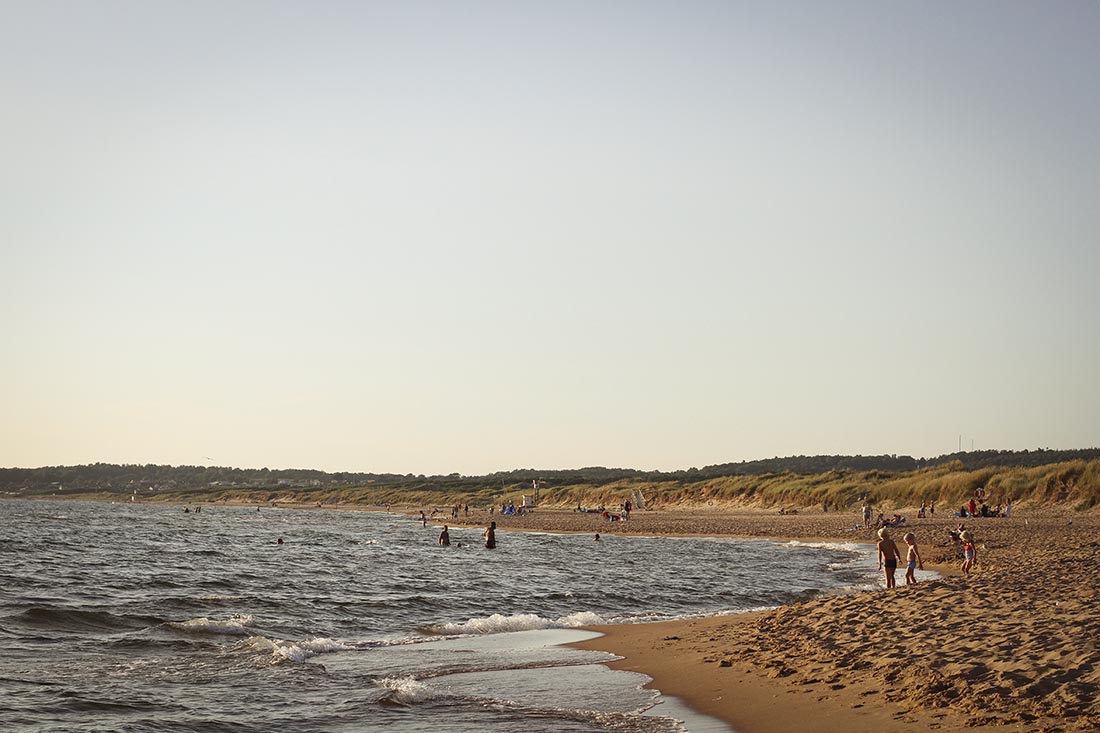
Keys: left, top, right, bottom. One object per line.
{"left": 3, "top": 448, "right": 1099, "bottom": 497}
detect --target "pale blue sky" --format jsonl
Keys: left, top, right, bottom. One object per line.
{"left": 2, "top": 1, "right": 1098, "bottom": 474}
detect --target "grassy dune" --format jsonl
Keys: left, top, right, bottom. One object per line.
{"left": 18, "top": 459, "right": 1099, "bottom": 514}
{"left": 520, "top": 459, "right": 1100, "bottom": 513}
{"left": 105, "top": 459, "right": 1098, "bottom": 513}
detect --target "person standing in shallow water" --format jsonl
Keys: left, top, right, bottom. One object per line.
{"left": 903, "top": 532, "right": 923, "bottom": 585}
{"left": 877, "top": 527, "right": 902, "bottom": 589}
{"left": 483, "top": 521, "right": 496, "bottom": 549}
{"left": 439, "top": 525, "right": 450, "bottom": 546}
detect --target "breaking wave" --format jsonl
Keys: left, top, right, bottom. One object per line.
{"left": 422, "top": 611, "right": 606, "bottom": 635}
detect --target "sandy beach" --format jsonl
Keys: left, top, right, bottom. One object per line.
{"left": 445, "top": 507, "right": 1100, "bottom": 732}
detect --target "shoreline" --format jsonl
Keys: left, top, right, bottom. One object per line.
{"left": 498, "top": 509, "right": 1097, "bottom": 733}
{"left": 13, "top": 498, "right": 1099, "bottom": 731}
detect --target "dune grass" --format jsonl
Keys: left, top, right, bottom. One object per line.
{"left": 45, "top": 460, "right": 1100, "bottom": 515}
{"left": 473, "top": 460, "right": 1100, "bottom": 514}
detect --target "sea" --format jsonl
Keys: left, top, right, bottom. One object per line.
{"left": 0, "top": 500, "right": 889, "bottom": 733}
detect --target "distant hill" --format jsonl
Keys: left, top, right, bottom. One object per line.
{"left": 486, "top": 448, "right": 1100, "bottom": 481}
{"left": 3, "top": 448, "right": 1099, "bottom": 497}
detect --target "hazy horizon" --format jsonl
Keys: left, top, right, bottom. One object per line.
{"left": 4, "top": 444, "right": 1097, "bottom": 478}
{"left": 4, "top": 2, "right": 1099, "bottom": 476}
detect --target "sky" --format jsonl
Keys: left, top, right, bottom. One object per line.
{"left": 2, "top": 1, "right": 1098, "bottom": 475}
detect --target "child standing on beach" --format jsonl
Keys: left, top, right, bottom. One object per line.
{"left": 877, "top": 528, "right": 902, "bottom": 589}
{"left": 903, "top": 532, "right": 923, "bottom": 585}
{"left": 960, "top": 530, "right": 976, "bottom": 576}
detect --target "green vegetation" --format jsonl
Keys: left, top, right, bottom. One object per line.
{"left": 2, "top": 451, "right": 1098, "bottom": 513}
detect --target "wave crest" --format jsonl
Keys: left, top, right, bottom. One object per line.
{"left": 239, "top": 635, "right": 351, "bottom": 663}
{"left": 783, "top": 540, "right": 867, "bottom": 553}
{"left": 424, "top": 611, "right": 605, "bottom": 635}
{"left": 376, "top": 676, "right": 441, "bottom": 704}
{"left": 167, "top": 614, "right": 255, "bottom": 636}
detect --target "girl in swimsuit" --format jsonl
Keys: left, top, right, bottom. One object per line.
{"left": 960, "top": 530, "right": 976, "bottom": 576}
{"left": 903, "top": 532, "right": 923, "bottom": 585}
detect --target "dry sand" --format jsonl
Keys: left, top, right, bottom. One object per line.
{"left": 445, "top": 507, "right": 1100, "bottom": 732}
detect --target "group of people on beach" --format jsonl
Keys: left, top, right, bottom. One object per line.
{"left": 875, "top": 528, "right": 924, "bottom": 588}
{"left": 877, "top": 524, "right": 978, "bottom": 587}
{"left": 863, "top": 501, "right": 938, "bottom": 528}
{"left": 956, "top": 491, "right": 1012, "bottom": 519}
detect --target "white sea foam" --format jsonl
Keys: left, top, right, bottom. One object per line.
{"left": 376, "top": 676, "right": 441, "bottom": 704}
{"left": 429, "top": 611, "right": 606, "bottom": 635}
{"left": 168, "top": 614, "right": 255, "bottom": 635}
{"left": 783, "top": 540, "right": 867, "bottom": 552}
{"left": 615, "top": 606, "right": 777, "bottom": 626}
{"left": 241, "top": 635, "right": 352, "bottom": 663}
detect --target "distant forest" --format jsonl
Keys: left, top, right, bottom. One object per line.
{"left": 3, "top": 448, "right": 1099, "bottom": 497}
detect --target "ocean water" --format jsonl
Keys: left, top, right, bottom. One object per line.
{"left": 0, "top": 500, "right": 882, "bottom": 732}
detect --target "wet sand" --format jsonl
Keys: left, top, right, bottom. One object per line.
{"left": 448, "top": 507, "right": 1100, "bottom": 732}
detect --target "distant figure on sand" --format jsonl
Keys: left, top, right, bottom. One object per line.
{"left": 960, "top": 530, "right": 976, "bottom": 576}
{"left": 877, "top": 528, "right": 902, "bottom": 589}
{"left": 484, "top": 521, "right": 496, "bottom": 550}
{"left": 439, "top": 525, "right": 450, "bottom": 546}
{"left": 862, "top": 503, "right": 872, "bottom": 527}
{"left": 903, "top": 532, "right": 923, "bottom": 585}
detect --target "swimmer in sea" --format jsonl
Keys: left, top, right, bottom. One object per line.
{"left": 594, "top": 533, "right": 600, "bottom": 542}
{"left": 484, "top": 521, "right": 496, "bottom": 550}
{"left": 903, "top": 532, "right": 923, "bottom": 585}
{"left": 439, "top": 525, "right": 450, "bottom": 546}
{"left": 877, "top": 527, "right": 902, "bottom": 589}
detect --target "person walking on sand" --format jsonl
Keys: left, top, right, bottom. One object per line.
{"left": 903, "top": 532, "right": 923, "bottom": 585}
{"left": 483, "top": 521, "right": 496, "bottom": 550}
{"left": 439, "top": 525, "right": 450, "bottom": 546}
{"left": 862, "top": 503, "right": 872, "bottom": 527}
{"left": 960, "top": 530, "right": 977, "bottom": 576}
{"left": 877, "top": 527, "right": 902, "bottom": 589}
